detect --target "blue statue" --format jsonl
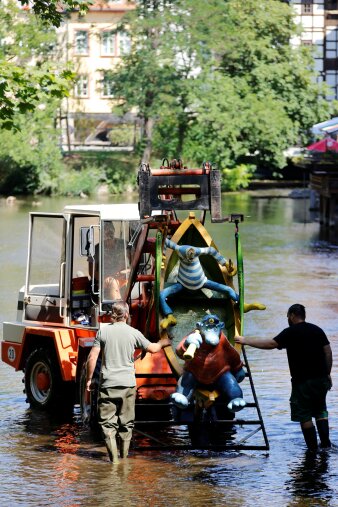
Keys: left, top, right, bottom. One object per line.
{"left": 160, "top": 238, "right": 238, "bottom": 329}
{"left": 172, "top": 314, "right": 247, "bottom": 413}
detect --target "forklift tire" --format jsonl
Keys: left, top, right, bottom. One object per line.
{"left": 24, "top": 348, "right": 73, "bottom": 412}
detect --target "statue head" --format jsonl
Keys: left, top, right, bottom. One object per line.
{"left": 185, "top": 246, "right": 196, "bottom": 262}
{"left": 196, "top": 313, "right": 224, "bottom": 346}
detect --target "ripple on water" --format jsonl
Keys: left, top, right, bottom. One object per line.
{"left": 1, "top": 194, "right": 338, "bottom": 506}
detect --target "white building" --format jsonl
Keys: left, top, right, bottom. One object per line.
{"left": 59, "top": 1, "right": 338, "bottom": 149}
{"left": 58, "top": 1, "right": 139, "bottom": 150}
{"left": 291, "top": 0, "right": 338, "bottom": 100}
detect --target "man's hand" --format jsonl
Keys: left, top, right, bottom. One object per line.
{"left": 328, "top": 374, "right": 333, "bottom": 390}
{"left": 86, "top": 379, "right": 93, "bottom": 392}
{"left": 159, "top": 336, "right": 171, "bottom": 348}
{"left": 234, "top": 335, "right": 245, "bottom": 345}
{"left": 105, "top": 276, "right": 119, "bottom": 289}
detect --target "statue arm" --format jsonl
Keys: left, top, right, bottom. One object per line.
{"left": 176, "top": 337, "right": 187, "bottom": 358}
{"left": 176, "top": 331, "right": 202, "bottom": 358}
{"left": 165, "top": 238, "right": 180, "bottom": 253}
{"left": 199, "top": 246, "right": 226, "bottom": 265}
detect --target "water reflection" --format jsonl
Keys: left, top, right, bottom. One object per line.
{"left": 286, "top": 449, "right": 335, "bottom": 504}
{"left": 318, "top": 227, "right": 338, "bottom": 248}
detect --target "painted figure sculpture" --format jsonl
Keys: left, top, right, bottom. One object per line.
{"left": 172, "top": 314, "right": 247, "bottom": 413}
{"left": 160, "top": 238, "right": 239, "bottom": 329}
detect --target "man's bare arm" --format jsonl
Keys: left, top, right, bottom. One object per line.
{"left": 86, "top": 346, "right": 100, "bottom": 391}
{"left": 147, "top": 336, "right": 171, "bottom": 354}
{"left": 234, "top": 335, "right": 278, "bottom": 350}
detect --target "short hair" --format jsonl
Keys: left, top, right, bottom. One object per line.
{"left": 288, "top": 304, "right": 306, "bottom": 320}
{"left": 111, "top": 301, "right": 129, "bottom": 322}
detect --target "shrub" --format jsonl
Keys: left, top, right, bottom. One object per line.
{"left": 221, "top": 164, "right": 255, "bottom": 192}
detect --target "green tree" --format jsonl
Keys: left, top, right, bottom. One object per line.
{"left": 112, "top": 0, "right": 329, "bottom": 176}
{"left": 186, "top": 0, "right": 329, "bottom": 174}
{"left": 0, "top": 1, "right": 72, "bottom": 193}
{"left": 0, "top": 102, "right": 64, "bottom": 194}
{"left": 108, "top": 0, "right": 199, "bottom": 163}
{"left": 0, "top": 0, "right": 88, "bottom": 129}
{"left": 18, "top": 0, "right": 90, "bottom": 28}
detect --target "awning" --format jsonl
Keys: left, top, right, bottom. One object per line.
{"left": 311, "top": 117, "right": 338, "bottom": 135}
{"left": 306, "top": 137, "right": 338, "bottom": 152}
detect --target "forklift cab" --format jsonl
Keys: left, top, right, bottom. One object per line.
{"left": 23, "top": 205, "right": 143, "bottom": 329}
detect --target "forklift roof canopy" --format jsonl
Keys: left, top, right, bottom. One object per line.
{"left": 63, "top": 203, "right": 141, "bottom": 221}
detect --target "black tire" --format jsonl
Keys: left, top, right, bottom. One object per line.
{"left": 79, "top": 357, "right": 101, "bottom": 431}
{"left": 24, "top": 348, "right": 74, "bottom": 411}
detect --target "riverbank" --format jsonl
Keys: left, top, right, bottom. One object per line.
{"left": 248, "top": 179, "right": 305, "bottom": 190}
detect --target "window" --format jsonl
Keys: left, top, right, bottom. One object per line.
{"left": 326, "top": 27, "right": 338, "bottom": 58}
{"left": 101, "top": 31, "right": 115, "bottom": 56}
{"left": 118, "top": 32, "right": 131, "bottom": 56}
{"left": 28, "top": 216, "right": 66, "bottom": 297}
{"left": 74, "top": 30, "right": 89, "bottom": 55}
{"left": 102, "top": 221, "right": 130, "bottom": 302}
{"left": 74, "top": 75, "right": 89, "bottom": 97}
{"left": 301, "top": 0, "right": 313, "bottom": 14}
{"left": 326, "top": 70, "right": 338, "bottom": 100}
{"left": 325, "top": 1, "right": 338, "bottom": 10}
{"left": 101, "top": 73, "right": 114, "bottom": 97}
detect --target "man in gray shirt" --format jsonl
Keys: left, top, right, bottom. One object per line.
{"left": 86, "top": 301, "right": 170, "bottom": 463}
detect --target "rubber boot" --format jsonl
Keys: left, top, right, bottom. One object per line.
{"left": 316, "top": 419, "right": 331, "bottom": 448}
{"left": 105, "top": 434, "right": 120, "bottom": 464}
{"left": 120, "top": 438, "right": 131, "bottom": 458}
{"left": 301, "top": 425, "right": 318, "bottom": 451}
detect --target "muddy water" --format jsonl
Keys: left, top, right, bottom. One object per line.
{"left": 1, "top": 190, "right": 338, "bottom": 507}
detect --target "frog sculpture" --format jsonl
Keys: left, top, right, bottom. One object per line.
{"left": 172, "top": 313, "right": 247, "bottom": 413}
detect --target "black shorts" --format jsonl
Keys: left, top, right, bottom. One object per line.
{"left": 290, "top": 377, "right": 330, "bottom": 423}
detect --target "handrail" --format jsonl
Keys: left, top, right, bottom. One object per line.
{"left": 59, "top": 262, "right": 66, "bottom": 319}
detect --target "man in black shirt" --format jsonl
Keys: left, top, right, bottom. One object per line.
{"left": 235, "top": 304, "right": 332, "bottom": 451}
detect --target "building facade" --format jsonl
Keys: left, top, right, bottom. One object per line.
{"left": 58, "top": 1, "right": 138, "bottom": 150}
{"left": 60, "top": 1, "right": 338, "bottom": 149}
{"left": 291, "top": 0, "right": 338, "bottom": 100}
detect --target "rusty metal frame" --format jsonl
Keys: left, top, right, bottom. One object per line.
{"left": 138, "top": 166, "right": 222, "bottom": 222}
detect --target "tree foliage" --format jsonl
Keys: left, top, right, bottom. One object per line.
{"left": 17, "top": 0, "right": 90, "bottom": 28}
{"left": 0, "top": 102, "right": 64, "bottom": 194}
{"left": 0, "top": 1, "right": 76, "bottom": 193}
{"left": 185, "top": 0, "right": 329, "bottom": 173}
{"left": 0, "top": 0, "right": 80, "bottom": 130}
{"left": 108, "top": 0, "right": 198, "bottom": 163}
{"left": 111, "top": 0, "right": 329, "bottom": 174}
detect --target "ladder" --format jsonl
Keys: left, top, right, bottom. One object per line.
{"left": 132, "top": 349, "right": 269, "bottom": 451}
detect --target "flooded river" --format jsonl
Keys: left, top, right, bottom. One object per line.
{"left": 1, "top": 189, "right": 338, "bottom": 507}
